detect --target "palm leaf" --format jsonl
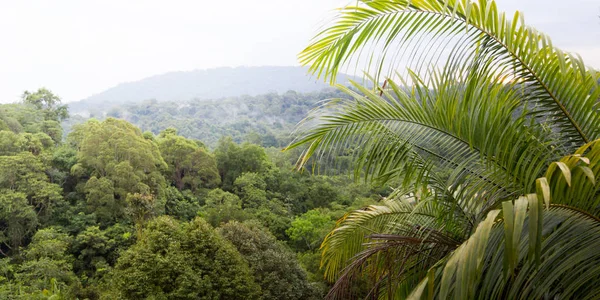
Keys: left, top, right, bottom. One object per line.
{"left": 299, "top": 0, "right": 600, "bottom": 147}
{"left": 410, "top": 204, "right": 600, "bottom": 299}
{"left": 408, "top": 144, "right": 600, "bottom": 299}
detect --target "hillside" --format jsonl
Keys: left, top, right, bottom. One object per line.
{"left": 64, "top": 88, "right": 352, "bottom": 149}
{"left": 69, "top": 66, "right": 357, "bottom": 115}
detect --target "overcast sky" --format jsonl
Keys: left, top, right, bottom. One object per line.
{"left": 0, "top": 0, "right": 598, "bottom": 103}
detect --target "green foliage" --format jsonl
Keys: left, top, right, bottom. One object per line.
{"left": 84, "top": 176, "right": 119, "bottom": 225}
{"left": 72, "top": 226, "right": 111, "bottom": 277}
{"left": 50, "top": 145, "right": 78, "bottom": 188}
{"left": 0, "top": 88, "right": 384, "bottom": 298}
{"left": 71, "top": 118, "right": 167, "bottom": 191}
{"left": 0, "top": 152, "right": 62, "bottom": 223}
{"left": 15, "top": 228, "right": 77, "bottom": 298}
{"left": 126, "top": 193, "right": 157, "bottom": 239}
{"left": 0, "top": 191, "right": 38, "bottom": 252}
{"left": 215, "top": 137, "right": 272, "bottom": 190}
{"left": 250, "top": 201, "right": 292, "bottom": 241}
{"left": 203, "top": 188, "right": 242, "bottom": 208}
{"left": 218, "top": 221, "right": 321, "bottom": 300}
{"left": 0, "top": 103, "right": 45, "bottom": 134}
{"left": 21, "top": 88, "right": 69, "bottom": 122}
{"left": 200, "top": 189, "right": 248, "bottom": 227}
{"left": 0, "top": 131, "right": 53, "bottom": 156}
{"left": 105, "top": 216, "right": 261, "bottom": 299}
{"left": 157, "top": 128, "right": 220, "bottom": 191}
{"left": 40, "top": 120, "right": 63, "bottom": 144}
{"left": 71, "top": 223, "right": 135, "bottom": 295}
{"left": 164, "top": 186, "right": 201, "bottom": 221}
{"left": 286, "top": 209, "right": 335, "bottom": 251}
{"left": 71, "top": 118, "right": 167, "bottom": 226}
{"left": 233, "top": 172, "right": 268, "bottom": 209}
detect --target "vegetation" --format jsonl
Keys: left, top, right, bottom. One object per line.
{"left": 67, "top": 66, "right": 357, "bottom": 115}
{"left": 64, "top": 88, "right": 351, "bottom": 149}
{"left": 1, "top": 1, "right": 597, "bottom": 299}
{"left": 0, "top": 88, "right": 382, "bottom": 299}
{"left": 105, "top": 216, "right": 261, "bottom": 299}
{"left": 288, "top": 0, "right": 600, "bottom": 299}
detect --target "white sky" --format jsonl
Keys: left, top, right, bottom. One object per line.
{"left": 0, "top": 0, "right": 598, "bottom": 103}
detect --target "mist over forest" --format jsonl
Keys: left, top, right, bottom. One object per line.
{"left": 68, "top": 66, "right": 358, "bottom": 116}
{"left": 64, "top": 66, "right": 357, "bottom": 149}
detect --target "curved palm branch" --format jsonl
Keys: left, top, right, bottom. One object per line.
{"left": 323, "top": 140, "right": 600, "bottom": 299}
{"left": 292, "top": 0, "right": 600, "bottom": 298}
{"left": 409, "top": 204, "right": 600, "bottom": 299}
{"left": 289, "top": 73, "right": 560, "bottom": 214}
{"left": 321, "top": 193, "right": 467, "bottom": 299}
{"left": 410, "top": 140, "right": 600, "bottom": 299}
{"left": 300, "top": 0, "right": 600, "bottom": 147}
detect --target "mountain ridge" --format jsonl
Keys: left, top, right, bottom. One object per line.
{"left": 69, "top": 66, "right": 358, "bottom": 115}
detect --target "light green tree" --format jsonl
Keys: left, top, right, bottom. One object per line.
{"left": 0, "top": 153, "right": 62, "bottom": 222}
{"left": 70, "top": 118, "right": 167, "bottom": 226}
{"left": 15, "top": 228, "right": 77, "bottom": 298}
{"left": 21, "top": 88, "right": 68, "bottom": 122}
{"left": 286, "top": 209, "right": 334, "bottom": 251}
{"left": 200, "top": 188, "right": 248, "bottom": 227}
{"left": 104, "top": 216, "right": 261, "bottom": 299}
{"left": 157, "top": 128, "right": 220, "bottom": 191}
{"left": 233, "top": 172, "right": 268, "bottom": 209}
{"left": 0, "top": 191, "right": 38, "bottom": 254}
{"left": 125, "top": 193, "right": 157, "bottom": 239}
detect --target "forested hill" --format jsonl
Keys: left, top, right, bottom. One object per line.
{"left": 65, "top": 88, "right": 352, "bottom": 148}
{"left": 69, "top": 66, "right": 357, "bottom": 114}
{"left": 0, "top": 89, "right": 383, "bottom": 298}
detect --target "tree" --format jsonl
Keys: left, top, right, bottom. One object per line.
{"left": 21, "top": 88, "right": 69, "bottom": 122}
{"left": 233, "top": 172, "right": 268, "bottom": 209}
{"left": 215, "top": 137, "right": 272, "bottom": 190}
{"left": 0, "top": 191, "right": 38, "bottom": 254}
{"left": 289, "top": 0, "right": 600, "bottom": 298}
{"left": 70, "top": 118, "right": 167, "bottom": 226}
{"left": 126, "top": 193, "right": 157, "bottom": 239}
{"left": 218, "top": 221, "right": 320, "bottom": 300}
{"left": 104, "top": 216, "right": 260, "bottom": 299}
{"left": 72, "top": 226, "right": 112, "bottom": 280}
{"left": 84, "top": 176, "right": 119, "bottom": 226}
{"left": 164, "top": 186, "right": 201, "bottom": 221}
{"left": 200, "top": 188, "right": 248, "bottom": 227}
{"left": 70, "top": 223, "right": 135, "bottom": 299}
{"left": 157, "top": 129, "right": 220, "bottom": 191}
{"left": 15, "top": 227, "right": 77, "bottom": 297}
{"left": 286, "top": 209, "right": 334, "bottom": 251}
{"left": 0, "top": 152, "right": 63, "bottom": 224}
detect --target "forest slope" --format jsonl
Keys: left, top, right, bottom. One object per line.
{"left": 69, "top": 66, "right": 357, "bottom": 115}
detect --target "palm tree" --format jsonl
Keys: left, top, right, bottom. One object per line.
{"left": 287, "top": 0, "right": 600, "bottom": 298}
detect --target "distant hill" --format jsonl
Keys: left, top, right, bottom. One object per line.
{"left": 69, "top": 66, "right": 357, "bottom": 115}
{"left": 62, "top": 88, "right": 352, "bottom": 149}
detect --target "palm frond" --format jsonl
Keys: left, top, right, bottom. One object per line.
{"left": 407, "top": 143, "right": 600, "bottom": 299}
{"left": 410, "top": 204, "right": 600, "bottom": 299}
{"left": 300, "top": 0, "right": 600, "bottom": 147}
{"left": 294, "top": 0, "right": 600, "bottom": 298}
{"left": 288, "top": 74, "right": 559, "bottom": 214}
{"left": 320, "top": 193, "right": 469, "bottom": 299}
{"left": 542, "top": 139, "right": 600, "bottom": 216}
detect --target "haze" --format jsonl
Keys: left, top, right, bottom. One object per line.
{"left": 0, "top": 0, "right": 598, "bottom": 103}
